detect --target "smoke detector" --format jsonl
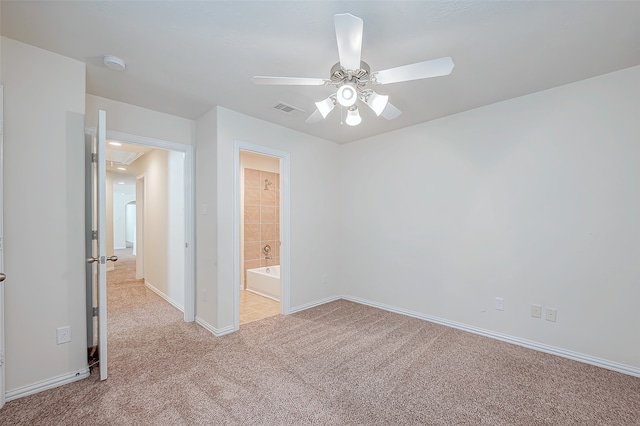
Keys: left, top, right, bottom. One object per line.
{"left": 103, "top": 55, "right": 126, "bottom": 71}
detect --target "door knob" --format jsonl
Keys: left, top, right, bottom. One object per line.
{"left": 0, "top": 272, "right": 6, "bottom": 282}
{"left": 107, "top": 256, "right": 118, "bottom": 262}
{"left": 87, "top": 257, "right": 98, "bottom": 264}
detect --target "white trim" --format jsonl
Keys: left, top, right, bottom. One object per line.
{"left": 289, "top": 296, "right": 342, "bottom": 314}
{"left": 245, "top": 288, "right": 280, "bottom": 302}
{"left": 341, "top": 295, "right": 640, "bottom": 378}
{"left": 145, "top": 280, "right": 184, "bottom": 312}
{"left": 195, "top": 317, "right": 235, "bottom": 337}
{"left": 233, "top": 141, "right": 292, "bottom": 332}
{"left": 5, "top": 367, "right": 90, "bottom": 402}
{"left": 86, "top": 127, "right": 195, "bottom": 322}
{"left": 0, "top": 85, "right": 5, "bottom": 409}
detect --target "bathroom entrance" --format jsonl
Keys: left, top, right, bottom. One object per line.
{"left": 238, "top": 150, "right": 281, "bottom": 324}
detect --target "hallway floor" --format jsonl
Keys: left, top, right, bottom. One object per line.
{"left": 111, "top": 248, "right": 279, "bottom": 326}
{"left": 240, "top": 290, "right": 280, "bottom": 325}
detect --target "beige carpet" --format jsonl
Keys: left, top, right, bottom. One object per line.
{"left": 1, "top": 251, "right": 639, "bottom": 425}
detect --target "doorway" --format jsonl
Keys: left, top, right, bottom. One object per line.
{"left": 107, "top": 142, "right": 190, "bottom": 313}
{"left": 233, "top": 141, "right": 291, "bottom": 331}
{"left": 85, "top": 128, "right": 195, "bottom": 366}
{"left": 239, "top": 151, "right": 281, "bottom": 324}
{"left": 102, "top": 130, "right": 195, "bottom": 321}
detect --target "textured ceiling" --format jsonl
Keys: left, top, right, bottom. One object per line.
{"left": 2, "top": 1, "right": 639, "bottom": 144}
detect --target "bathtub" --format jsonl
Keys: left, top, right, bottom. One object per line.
{"left": 246, "top": 265, "right": 280, "bottom": 301}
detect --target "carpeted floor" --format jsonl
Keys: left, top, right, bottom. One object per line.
{"left": 1, "top": 251, "right": 639, "bottom": 425}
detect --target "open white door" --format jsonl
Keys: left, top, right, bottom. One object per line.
{"left": 87, "top": 110, "right": 114, "bottom": 381}
{"left": 97, "top": 110, "right": 108, "bottom": 381}
{"left": 0, "top": 86, "right": 6, "bottom": 407}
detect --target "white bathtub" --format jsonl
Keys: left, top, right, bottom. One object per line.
{"left": 246, "top": 265, "right": 280, "bottom": 301}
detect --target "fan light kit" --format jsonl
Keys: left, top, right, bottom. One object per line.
{"left": 252, "top": 13, "right": 455, "bottom": 126}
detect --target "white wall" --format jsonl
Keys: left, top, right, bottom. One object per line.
{"left": 85, "top": 95, "right": 194, "bottom": 146}
{"left": 211, "top": 107, "right": 340, "bottom": 329}
{"left": 133, "top": 150, "right": 170, "bottom": 295}
{"left": 338, "top": 66, "right": 640, "bottom": 369}
{"left": 113, "top": 184, "right": 136, "bottom": 249}
{"left": 1, "top": 37, "right": 87, "bottom": 392}
{"left": 194, "top": 109, "right": 218, "bottom": 329}
{"left": 167, "top": 151, "right": 186, "bottom": 307}
{"left": 126, "top": 202, "right": 136, "bottom": 246}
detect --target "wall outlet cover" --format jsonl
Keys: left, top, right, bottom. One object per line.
{"left": 56, "top": 326, "right": 72, "bottom": 344}
{"left": 531, "top": 304, "right": 542, "bottom": 318}
{"left": 494, "top": 297, "right": 504, "bottom": 311}
{"left": 545, "top": 307, "right": 557, "bottom": 322}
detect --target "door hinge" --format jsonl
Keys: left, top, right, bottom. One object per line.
{"left": 91, "top": 153, "right": 97, "bottom": 163}
{"left": 93, "top": 307, "right": 99, "bottom": 317}
{"left": 92, "top": 230, "right": 98, "bottom": 240}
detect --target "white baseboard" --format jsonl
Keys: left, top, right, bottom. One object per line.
{"left": 145, "top": 280, "right": 184, "bottom": 312}
{"left": 341, "top": 295, "right": 640, "bottom": 378}
{"left": 289, "top": 295, "right": 342, "bottom": 314}
{"left": 195, "top": 316, "right": 234, "bottom": 337}
{"left": 5, "top": 367, "right": 90, "bottom": 402}
{"left": 245, "top": 288, "right": 280, "bottom": 302}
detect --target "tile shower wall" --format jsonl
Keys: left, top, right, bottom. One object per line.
{"left": 244, "top": 168, "right": 280, "bottom": 286}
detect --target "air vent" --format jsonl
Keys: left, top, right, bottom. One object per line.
{"left": 272, "top": 102, "right": 304, "bottom": 115}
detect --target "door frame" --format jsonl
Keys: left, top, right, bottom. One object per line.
{"left": 85, "top": 128, "right": 196, "bottom": 322}
{"left": 0, "top": 86, "right": 5, "bottom": 408}
{"left": 233, "top": 140, "right": 291, "bottom": 330}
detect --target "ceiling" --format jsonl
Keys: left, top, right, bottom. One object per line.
{"left": 2, "top": 1, "right": 639, "bottom": 144}
{"left": 106, "top": 140, "right": 153, "bottom": 181}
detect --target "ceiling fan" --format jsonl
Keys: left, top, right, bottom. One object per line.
{"left": 252, "top": 13, "right": 454, "bottom": 126}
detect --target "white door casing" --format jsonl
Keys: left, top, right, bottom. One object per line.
{"left": 84, "top": 128, "right": 195, "bottom": 323}
{"left": 0, "top": 86, "right": 6, "bottom": 407}
{"left": 234, "top": 141, "right": 291, "bottom": 331}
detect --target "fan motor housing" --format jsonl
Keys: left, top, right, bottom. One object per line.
{"left": 330, "top": 61, "right": 371, "bottom": 88}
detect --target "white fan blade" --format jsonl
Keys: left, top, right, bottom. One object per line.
{"left": 381, "top": 102, "right": 401, "bottom": 120}
{"left": 373, "top": 57, "right": 454, "bottom": 85}
{"left": 334, "top": 13, "right": 363, "bottom": 71}
{"left": 305, "top": 109, "right": 324, "bottom": 124}
{"left": 252, "top": 76, "right": 328, "bottom": 86}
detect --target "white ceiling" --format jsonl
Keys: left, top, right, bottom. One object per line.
{"left": 105, "top": 139, "right": 153, "bottom": 179}
{"left": 2, "top": 1, "right": 639, "bottom": 144}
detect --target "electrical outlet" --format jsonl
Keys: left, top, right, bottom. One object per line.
{"left": 545, "top": 307, "right": 557, "bottom": 322}
{"left": 57, "top": 326, "right": 72, "bottom": 344}
{"left": 494, "top": 297, "right": 504, "bottom": 311}
{"left": 531, "top": 304, "right": 542, "bottom": 318}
